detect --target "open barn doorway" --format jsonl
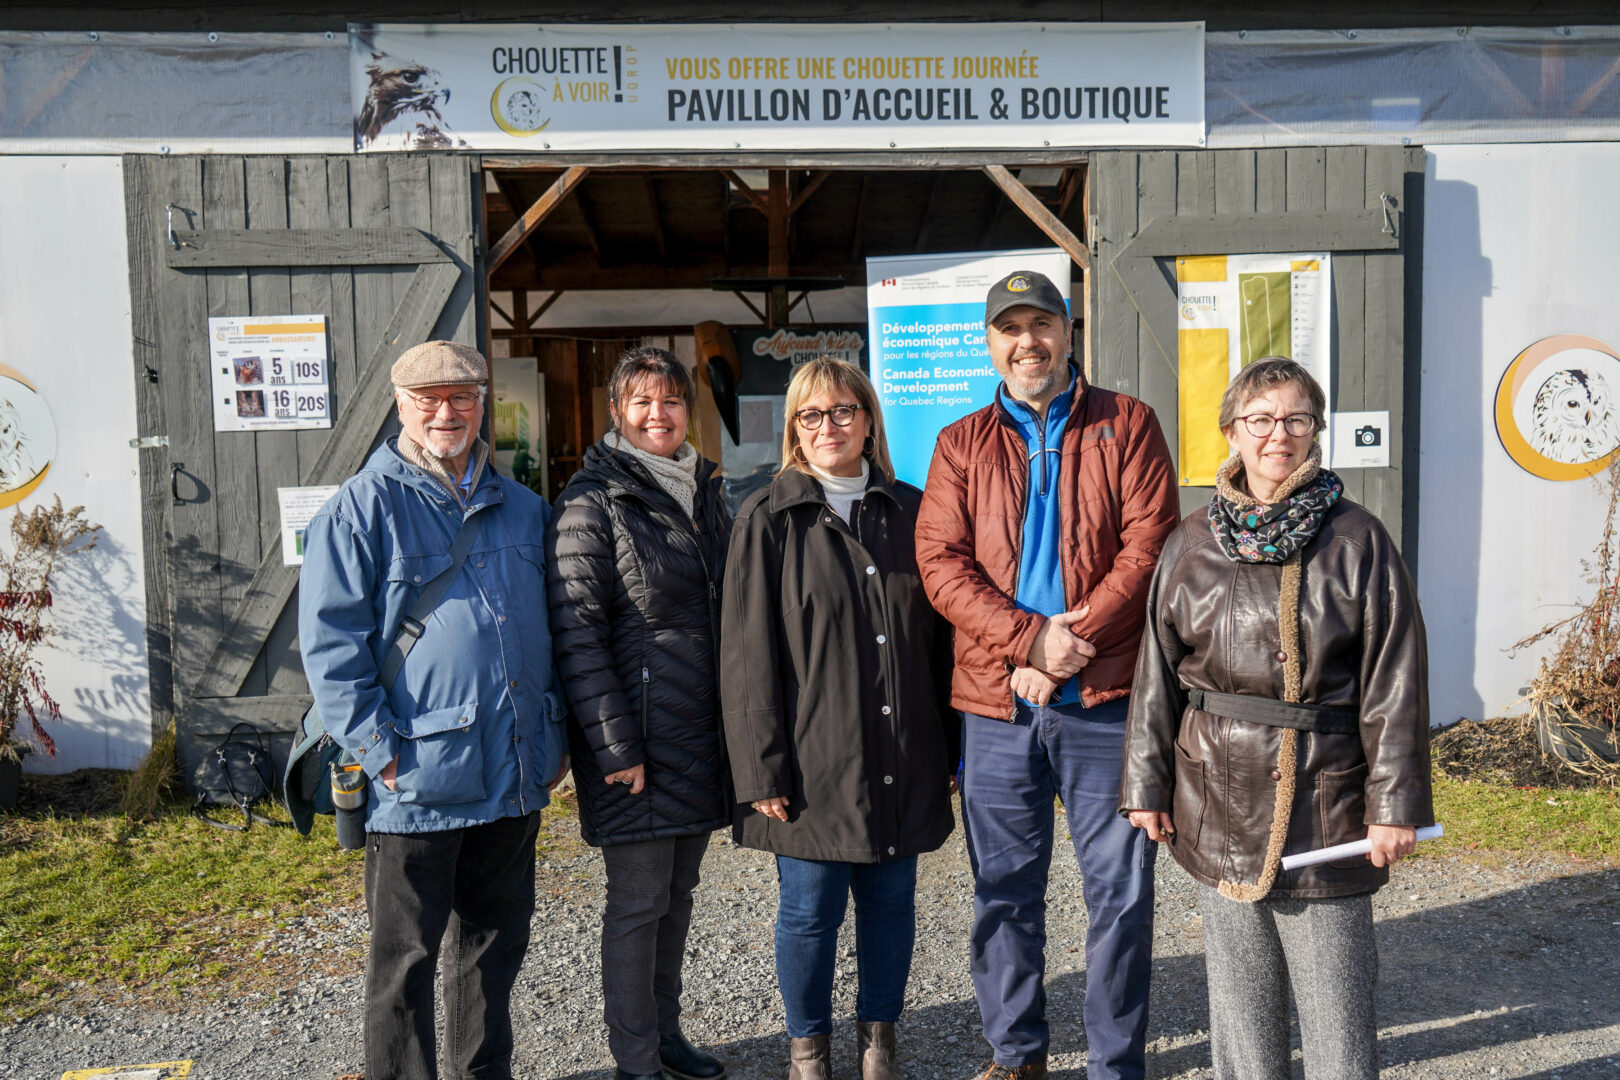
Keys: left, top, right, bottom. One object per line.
{"left": 478, "top": 164, "right": 1088, "bottom": 507}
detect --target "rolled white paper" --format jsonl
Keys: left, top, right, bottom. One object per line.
{"left": 1280, "top": 823, "right": 1444, "bottom": 871}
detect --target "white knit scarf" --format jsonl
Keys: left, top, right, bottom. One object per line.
{"left": 606, "top": 430, "right": 700, "bottom": 518}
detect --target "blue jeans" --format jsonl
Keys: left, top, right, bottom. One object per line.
{"left": 774, "top": 854, "right": 919, "bottom": 1037}
{"left": 961, "top": 700, "right": 1156, "bottom": 1080}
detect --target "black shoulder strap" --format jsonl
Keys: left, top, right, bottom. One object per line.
{"left": 377, "top": 512, "right": 485, "bottom": 692}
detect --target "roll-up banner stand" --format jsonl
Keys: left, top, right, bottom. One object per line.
{"left": 867, "top": 248, "right": 1072, "bottom": 488}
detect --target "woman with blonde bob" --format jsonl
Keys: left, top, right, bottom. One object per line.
{"left": 722, "top": 357, "right": 957, "bottom": 1080}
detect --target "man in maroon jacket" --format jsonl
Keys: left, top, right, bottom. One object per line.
{"left": 916, "top": 270, "right": 1178, "bottom": 1080}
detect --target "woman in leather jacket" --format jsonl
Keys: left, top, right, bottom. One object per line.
{"left": 547, "top": 347, "right": 731, "bottom": 1080}
{"left": 1120, "top": 357, "right": 1432, "bottom": 1080}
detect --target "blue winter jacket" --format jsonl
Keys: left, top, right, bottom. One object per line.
{"left": 298, "top": 438, "right": 566, "bottom": 834}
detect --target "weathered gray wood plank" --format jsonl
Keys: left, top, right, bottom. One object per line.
{"left": 348, "top": 155, "right": 398, "bottom": 451}
{"left": 153, "top": 157, "right": 218, "bottom": 709}
{"left": 165, "top": 228, "right": 449, "bottom": 267}
{"left": 200, "top": 157, "right": 267, "bottom": 698}
{"left": 1327, "top": 146, "right": 1368, "bottom": 508}
{"left": 122, "top": 155, "right": 177, "bottom": 737}
{"left": 1136, "top": 151, "right": 1179, "bottom": 462}
{"left": 1121, "top": 210, "right": 1398, "bottom": 257}
{"left": 430, "top": 155, "right": 479, "bottom": 347}
{"left": 245, "top": 159, "right": 298, "bottom": 559}
{"left": 1091, "top": 153, "right": 1139, "bottom": 397}
{"left": 1214, "top": 151, "right": 1257, "bottom": 215}
{"left": 1362, "top": 147, "right": 1408, "bottom": 548}
{"left": 190, "top": 261, "right": 461, "bottom": 701}
{"left": 1256, "top": 149, "right": 1287, "bottom": 214}
{"left": 180, "top": 694, "right": 312, "bottom": 738}
{"left": 1285, "top": 146, "right": 1327, "bottom": 213}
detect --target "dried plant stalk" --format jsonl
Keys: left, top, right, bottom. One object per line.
{"left": 1511, "top": 456, "right": 1620, "bottom": 777}
{"left": 0, "top": 498, "right": 100, "bottom": 761}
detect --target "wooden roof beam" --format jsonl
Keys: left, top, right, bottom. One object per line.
{"left": 644, "top": 174, "right": 668, "bottom": 260}
{"left": 722, "top": 169, "right": 770, "bottom": 215}
{"left": 788, "top": 170, "right": 832, "bottom": 217}
{"left": 573, "top": 184, "right": 604, "bottom": 264}
{"left": 486, "top": 165, "right": 590, "bottom": 279}
{"left": 491, "top": 170, "right": 553, "bottom": 277}
{"left": 983, "top": 164, "right": 1090, "bottom": 273}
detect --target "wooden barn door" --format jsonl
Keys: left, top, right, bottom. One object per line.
{"left": 1089, "top": 147, "right": 1422, "bottom": 551}
{"left": 123, "top": 154, "right": 482, "bottom": 776}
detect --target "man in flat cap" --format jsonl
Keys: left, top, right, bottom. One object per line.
{"left": 299, "top": 340, "right": 569, "bottom": 1080}
{"left": 915, "top": 272, "right": 1178, "bottom": 1080}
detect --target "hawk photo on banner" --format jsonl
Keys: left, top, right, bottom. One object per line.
{"left": 355, "top": 53, "right": 469, "bottom": 151}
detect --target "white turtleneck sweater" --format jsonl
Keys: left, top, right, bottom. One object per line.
{"left": 809, "top": 459, "right": 871, "bottom": 522}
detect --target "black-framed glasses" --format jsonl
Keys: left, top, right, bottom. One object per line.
{"left": 794, "top": 403, "right": 863, "bottom": 430}
{"left": 1237, "top": 413, "right": 1318, "bottom": 438}
{"left": 402, "top": 389, "right": 483, "bottom": 413}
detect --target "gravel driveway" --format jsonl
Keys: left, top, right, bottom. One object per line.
{"left": 5, "top": 802, "right": 1618, "bottom": 1080}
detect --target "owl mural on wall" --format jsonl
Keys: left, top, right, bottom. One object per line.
{"left": 1528, "top": 367, "right": 1620, "bottom": 465}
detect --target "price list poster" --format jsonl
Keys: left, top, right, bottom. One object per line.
{"left": 208, "top": 314, "right": 332, "bottom": 432}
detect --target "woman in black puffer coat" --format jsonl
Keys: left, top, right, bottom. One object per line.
{"left": 547, "top": 347, "right": 731, "bottom": 1080}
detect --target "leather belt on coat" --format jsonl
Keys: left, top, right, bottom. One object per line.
{"left": 1185, "top": 689, "right": 1359, "bottom": 736}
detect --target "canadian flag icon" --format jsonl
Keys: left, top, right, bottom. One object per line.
{"left": 880, "top": 278, "right": 898, "bottom": 287}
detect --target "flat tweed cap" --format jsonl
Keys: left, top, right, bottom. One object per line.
{"left": 391, "top": 340, "right": 488, "bottom": 388}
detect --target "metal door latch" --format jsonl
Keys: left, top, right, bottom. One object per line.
{"left": 128, "top": 435, "right": 170, "bottom": 449}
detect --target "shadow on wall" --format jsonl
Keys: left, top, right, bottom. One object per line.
{"left": 1419, "top": 172, "right": 1491, "bottom": 726}
{"left": 28, "top": 530, "right": 152, "bottom": 773}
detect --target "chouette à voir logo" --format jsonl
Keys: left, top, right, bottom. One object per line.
{"left": 1495, "top": 334, "right": 1620, "bottom": 481}
{"left": 491, "top": 77, "right": 552, "bottom": 137}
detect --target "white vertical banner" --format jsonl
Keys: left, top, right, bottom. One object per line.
{"left": 867, "top": 248, "right": 1072, "bottom": 488}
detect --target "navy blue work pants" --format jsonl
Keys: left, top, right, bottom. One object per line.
{"left": 961, "top": 700, "right": 1156, "bottom": 1080}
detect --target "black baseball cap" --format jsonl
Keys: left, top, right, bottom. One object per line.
{"left": 985, "top": 270, "right": 1068, "bottom": 326}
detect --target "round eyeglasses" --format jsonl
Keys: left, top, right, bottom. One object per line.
{"left": 1236, "top": 413, "right": 1318, "bottom": 438}
{"left": 793, "top": 403, "right": 864, "bottom": 430}
{"left": 402, "top": 389, "right": 484, "bottom": 413}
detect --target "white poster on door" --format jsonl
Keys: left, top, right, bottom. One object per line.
{"left": 278, "top": 485, "right": 341, "bottom": 567}
{"left": 209, "top": 314, "right": 331, "bottom": 432}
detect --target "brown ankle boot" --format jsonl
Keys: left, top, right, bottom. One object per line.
{"left": 857, "top": 1021, "right": 902, "bottom": 1080}
{"left": 789, "top": 1035, "right": 831, "bottom": 1080}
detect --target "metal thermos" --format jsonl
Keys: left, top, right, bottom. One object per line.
{"left": 330, "top": 761, "right": 367, "bottom": 851}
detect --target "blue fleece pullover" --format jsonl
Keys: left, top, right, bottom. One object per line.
{"left": 1001, "top": 367, "right": 1080, "bottom": 707}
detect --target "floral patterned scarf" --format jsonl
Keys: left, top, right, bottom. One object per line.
{"left": 1208, "top": 445, "right": 1343, "bottom": 564}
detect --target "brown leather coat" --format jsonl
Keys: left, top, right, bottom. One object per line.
{"left": 916, "top": 381, "right": 1178, "bottom": 717}
{"left": 1120, "top": 500, "right": 1434, "bottom": 899}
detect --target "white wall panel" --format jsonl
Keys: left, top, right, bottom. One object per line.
{"left": 0, "top": 156, "right": 151, "bottom": 772}
{"left": 1419, "top": 144, "right": 1620, "bottom": 726}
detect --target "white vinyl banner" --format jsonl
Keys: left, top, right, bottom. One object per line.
{"left": 350, "top": 23, "right": 1204, "bottom": 152}
{"left": 1420, "top": 144, "right": 1620, "bottom": 727}
{"left": 867, "top": 248, "right": 1072, "bottom": 488}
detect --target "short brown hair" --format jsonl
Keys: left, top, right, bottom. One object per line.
{"left": 780, "top": 357, "right": 895, "bottom": 485}
{"left": 1218, "top": 357, "right": 1327, "bottom": 435}
{"left": 607, "top": 346, "right": 697, "bottom": 426}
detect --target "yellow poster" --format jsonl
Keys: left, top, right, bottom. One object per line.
{"left": 1175, "top": 253, "right": 1332, "bottom": 485}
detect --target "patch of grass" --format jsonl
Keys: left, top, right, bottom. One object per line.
{"left": 1423, "top": 773, "right": 1620, "bottom": 862}
{"left": 0, "top": 772, "right": 583, "bottom": 1022}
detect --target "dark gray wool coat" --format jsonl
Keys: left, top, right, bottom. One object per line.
{"left": 546, "top": 438, "right": 732, "bottom": 847}
{"left": 722, "top": 466, "right": 958, "bottom": 863}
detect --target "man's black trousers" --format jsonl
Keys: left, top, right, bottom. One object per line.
{"left": 363, "top": 811, "right": 542, "bottom": 1080}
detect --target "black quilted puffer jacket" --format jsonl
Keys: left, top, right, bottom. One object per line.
{"left": 546, "top": 438, "right": 732, "bottom": 846}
